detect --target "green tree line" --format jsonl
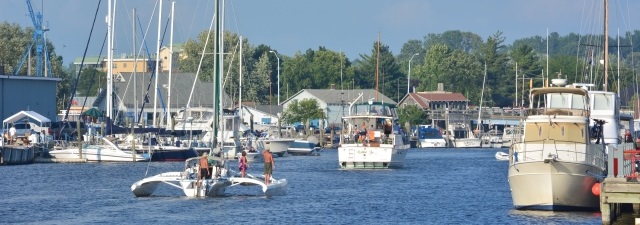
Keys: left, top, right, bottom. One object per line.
{"left": 3, "top": 21, "right": 640, "bottom": 111}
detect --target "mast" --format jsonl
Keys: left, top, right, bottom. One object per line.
{"left": 375, "top": 32, "right": 380, "bottom": 101}
{"left": 239, "top": 35, "right": 243, "bottom": 121}
{"left": 478, "top": 63, "right": 487, "bottom": 134}
{"left": 603, "top": 0, "right": 609, "bottom": 92}
{"left": 106, "top": 0, "right": 113, "bottom": 119}
{"left": 167, "top": 1, "right": 175, "bottom": 127}
{"left": 153, "top": 0, "right": 163, "bottom": 127}
{"left": 212, "top": 0, "right": 223, "bottom": 148}
{"left": 133, "top": 8, "right": 138, "bottom": 124}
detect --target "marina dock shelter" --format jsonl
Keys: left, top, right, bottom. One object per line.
{"left": 2, "top": 110, "right": 52, "bottom": 132}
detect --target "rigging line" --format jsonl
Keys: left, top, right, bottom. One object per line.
{"left": 81, "top": 32, "right": 108, "bottom": 114}
{"left": 64, "top": 0, "right": 102, "bottom": 122}
{"left": 133, "top": 0, "right": 158, "bottom": 60}
{"left": 135, "top": 14, "right": 170, "bottom": 124}
{"left": 186, "top": 9, "right": 216, "bottom": 108}
{"left": 222, "top": 37, "right": 240, "bottom": 106}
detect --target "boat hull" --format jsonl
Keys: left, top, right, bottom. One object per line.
{"left": 287, "top": 140, "right": 318, "bottom": 155}
{"left": 49, "top": 148, "right": 148, "bottom": 162}
{"left": 418, "top": 139, "right": 447, "bottom": 148}
{"left": 508, "top": 161, "right": 601, "bottom": 211}
{"left": 256, "top": 139, "right": 293, "bottom": 157}
{"left": 453, "top": 138, "right": 482, "bottom": 148}
{"left": 338, "top": 144, "right": 409, "bottom": 169}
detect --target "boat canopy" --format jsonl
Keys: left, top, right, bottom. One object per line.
{"left": 530, "top": 87, "right": 588, "bottom": 97}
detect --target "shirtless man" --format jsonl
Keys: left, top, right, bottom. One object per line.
{"left": 197, "top": 153, "right": 209, "bottom": 186}
{"left": 262, "top": 148, "right": 275, "bottom": 185}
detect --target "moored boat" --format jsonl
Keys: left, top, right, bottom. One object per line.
{"left": 338, "top": 98, "right": 409, "bottom": 169}
{"left": 508, "top": 83, "right": 610, "bottom": 210}
{"left": 416, "top": 125, "right": 446, "bottom": 148}
{"left": 48, "top": 137, "right": 148, "bottom": 162}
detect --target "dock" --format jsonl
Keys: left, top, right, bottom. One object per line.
{"left": 0, "top": 145, "right": 35, "bottom": 165}
{"left": 600, "top": 143, "right": 640, "bottom": 224}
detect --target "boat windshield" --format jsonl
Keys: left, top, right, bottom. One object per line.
{"left": 418, "top": 128, "right": 442, "bottom": 139}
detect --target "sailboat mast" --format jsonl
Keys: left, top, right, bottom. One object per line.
{"left": 603, "top": 0, "right": 609, "bottom": 92}
{"left": 212, "top": 0, "right": 223, "bottom": 148}
{"left": 153, "top": 0, "right": 163, "bottom": 127}
{"left": 133, "top": 8, "right": 137, "bottom": 124}
{"left": 375, "top": 33, "right": 380, "bottom": 101}
{"left": 239, "top": 36, "right": 243, "bottom": 117}
{"left": 167, "top": 1, "right": 175, "bottom": 127}
{"left": 106, "top": 0, "right": 113, "bottom": 119}
{"left": 478, "top": 63, "right": 486, "bottom": 132}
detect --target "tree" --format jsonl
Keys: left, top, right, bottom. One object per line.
{"left": 282, "top": 98, "right": 324, "bottom": 134}
{"left": 353, "top": 41, "right": 402, "bottom": 99}
{"left": 73, "top": 68, "right": 107, "bottom": 96}
{"left": 248, "top": 53, "right": 271, "bottom": 104}
{"left": 397, "top": 104, "right": 427, "bottom": 127}
{"left": 0, "top": 22, "right": 69, "bottom": 110}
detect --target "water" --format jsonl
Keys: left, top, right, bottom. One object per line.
{"left": 1, "top": 149, "right": 604, "bottom": 224}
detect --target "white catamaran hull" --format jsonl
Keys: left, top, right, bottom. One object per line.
{"left": 338, "top": 144, "right": 409, "bottom": 169}
{"left": 508, "top": 161, "right": 601, "bottom": 210}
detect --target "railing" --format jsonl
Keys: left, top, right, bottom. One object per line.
{"left": 607, "top": 143, "right": 637, "bottom": 178}
{"left": 512, "top": 139, "right": 606, "bottom": 169}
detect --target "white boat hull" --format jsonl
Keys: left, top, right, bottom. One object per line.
{"left": 418, "top": 139, "right": 447, "bottom": 148}
{"left": 49, "top": 147, "right": 147, "bottom": 162}
{"left": 495, "top": 151, "right": 509, "bottom": 160}
{"left": 131, "top": 171, "right": 287, "bottom": 197}
{"left": 256, "top": 139, "right": 293, "bottom": 157}
{"left": 338, "top": 144, "right": 409, "bottom": 169}
{"left": 453, "top": 138, "right": 482, "bottom": 148}
{"left": 508, "top": 161, "right": 601, "bottom": 210}
{"left": 288, "top": 140, "right": 319, "bottom": 155}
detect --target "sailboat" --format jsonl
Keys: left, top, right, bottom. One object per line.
{"left": 507, "top": 1, "right": 619, "bottom": 210}
{"left": 131, "top": 0, "right": 287, "bottom": 197}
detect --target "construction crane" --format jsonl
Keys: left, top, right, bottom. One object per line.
{"left": 14, "top": 0, "right": 53, "bottom": 77}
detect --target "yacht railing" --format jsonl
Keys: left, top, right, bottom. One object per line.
{"left": 512, "top": 139, "right": 606, "bottom": 168}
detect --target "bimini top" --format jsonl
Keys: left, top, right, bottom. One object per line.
{"left": 3, "top": 110, "right": 51, "bottom": 124}
{"left": 530, "top": 87, "right": 589, "bottom": 97}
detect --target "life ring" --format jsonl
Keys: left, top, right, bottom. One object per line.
{"left": 461, "top": 124, "right": 466, "bottom": 128}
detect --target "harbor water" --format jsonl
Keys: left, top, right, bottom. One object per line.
{"left": 1, "top": 149, "right": 605, "bottom": 224}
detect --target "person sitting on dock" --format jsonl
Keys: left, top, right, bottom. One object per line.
{"left": 197, "top": 153, "right": 210, "bottom": 186}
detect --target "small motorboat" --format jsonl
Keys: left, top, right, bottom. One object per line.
{"left": 495, "top": 151, "right": 509, "bottom": 161}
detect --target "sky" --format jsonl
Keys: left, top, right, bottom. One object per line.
{"left": 2, "top": 0, "right": 639, "bottom": 66}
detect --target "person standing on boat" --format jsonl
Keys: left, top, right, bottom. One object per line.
{"left": 197, "top": 152, "right": 210, "bottom": 186}
{"left": 239, "top": 151, "right": 248, "bottom": 178}
{"left": 262, "top": 148, "right": 275, "bottom": 185}
{"left": 359, "top": 122, "right": 367, "bottom": 143}
{"left": 353, "top": 125, "right": 359, "bottom": 143}
{"left": 9, "top": 124, "right": 16, "bottom": 145}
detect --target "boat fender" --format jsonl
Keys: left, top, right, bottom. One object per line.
{"left": 591, "top": 182, "right": 600, "bottom": 196}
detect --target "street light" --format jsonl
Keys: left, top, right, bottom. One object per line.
{"left": 269, "top": 50, "right": 280, "bottom": 105}
{"left": 408, "top": 53, "right": 419, "bottom": 95}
